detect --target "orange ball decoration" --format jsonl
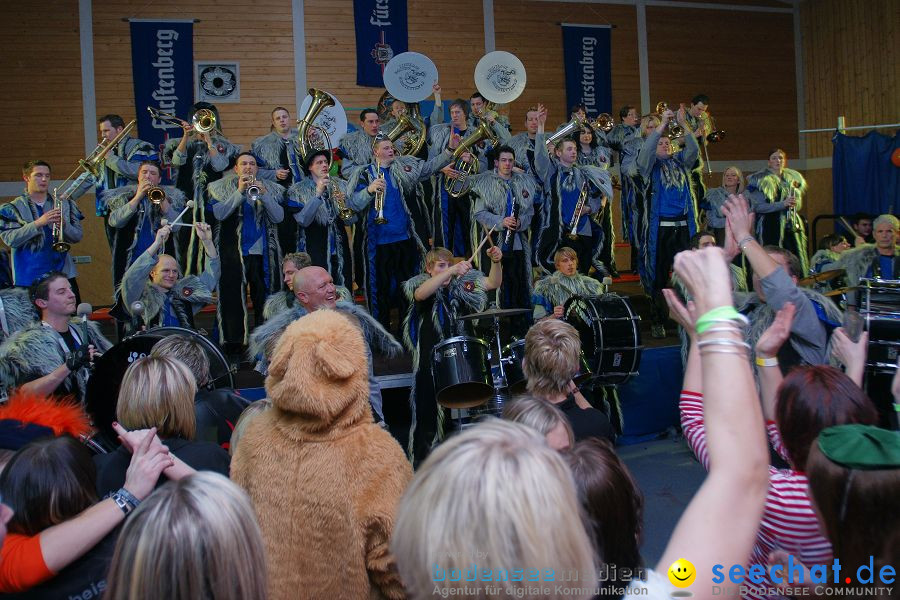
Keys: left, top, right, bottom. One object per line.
{"left": 892, "top": 147, "right": 900, "bottom": 167}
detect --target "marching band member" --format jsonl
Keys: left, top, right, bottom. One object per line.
{"left": 534, "top": 108, "right": 613, "bottom": 277}
{"left": 636, "top": 107, "right": 700, "bottom": 339}
{"left": 578, "top": 126, "right": 616, "bottom": 277}
{"left": 287, "top": 149, "right": 357, "bottom": 288}
{"left": 117, "top": 223, "right": 219, "bottom": 331}
{"left": 340, "top": 108, "right": 380, "bottom": 176}
{"left": 746, "top": 148, "right": 810, "bottom": 274}
{"left": 0, "top": 161, "right": 83, "bottom": 296}
{"left": 532, "top": 246, "right": 605, "bottom": 321}
{"left": 606, "top": 106, "right": 640, "bottom": 153}
{"left": 702, "top": 166, "right": 745, "bottom": 246}
{"left": 683, "top": 94, "right": 710, "bottom": 201}
{"left": 468, "top": 92, "right": 511, "bottom": 132}
{"left": 402, "top": 245, "right": 503, "bottom": 467}
{"left": 208, "top": 152, "right": 284, "bottom": 349}
{"left": 381, "top": 82, "right": 445, "bottom": 146}
{"left": 248, "top": 266, "right": 402, "bottom": 426}
{"left": 838, "top": 214, "right": 899, "bottom": 286}
{"left": 0, "top": 272, "right": 111, "bottom": 403}
{"left": 163, "top": 102, "right": 240, "bottom": 275}
{"left": 470, "top": 144, "right": 535, "bottom": 337}
{"left": 262, "top": 252, "right": 311, "bottom": 319}
{"left": 347, "top": 133, "right": 457, "bottom": 334}
{"left": 507, "top": 106, "right": 546, "bottom": 254}
{"left": 102, "top": 160, "right": 185, "bottom": 291}
{"left": 251, "top": 106, "right": 304, "bottom": 254}
{"left": 428, "top": 99, "right": 509, "bottom": 256}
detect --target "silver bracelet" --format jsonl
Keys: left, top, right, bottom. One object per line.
{"left": 699, "top": 347, "right": 749, "bottom": 356}
{"left": 737, "top": 235, "right": 755, "bottom": 251}
{"left": 697, "top": 338, "right": 751, "bottom": 350}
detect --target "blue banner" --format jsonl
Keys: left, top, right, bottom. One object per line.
{"left": 353, "top": 0, "right": 408, "bottom": 87}
{"left": 561, "top": 24, "right": 612, "bottom": 118}
{"left": 832, "top": 130, "right": 899, "bottom": 216}
{"left": 130, "top": 20, "right": 194, "bottom": 182}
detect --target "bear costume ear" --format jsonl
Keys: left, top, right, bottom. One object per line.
{"left": 311, "top": 336, "right": 357, "bottom": 381}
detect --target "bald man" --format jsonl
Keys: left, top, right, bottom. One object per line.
{"left": 248, "top": 266, "right": 402, "bottom": 425}
{"left": 117, "top": 222, "right": 220, "bottom": 332}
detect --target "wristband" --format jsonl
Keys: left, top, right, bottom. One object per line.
{"left": 695, "top": 306, "right": 745, "bottom": 335}
{"left": 737, "top": 235, "right": 755, "bottom": 251}
{"left": 117, "top": 487, "right": 141, "bottom": 509}
{"left": 755, "top": 356, "right": 779, "bottom": 367}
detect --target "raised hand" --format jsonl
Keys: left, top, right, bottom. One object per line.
{"left": 756, "top": 302, "right": 796, "bottom": 359}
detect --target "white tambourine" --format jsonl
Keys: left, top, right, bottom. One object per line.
{"left": 383, "top": 52, "right": 439, "bottom": 103}
{"left": 474, "top": 51, "right": 527, "bottom": 104}
{"left": 299, "top": 90, "right": 348, "bottom": 145}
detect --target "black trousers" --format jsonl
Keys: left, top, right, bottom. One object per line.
{"left": 481, "top": 248, "right": 532, "bottom": 339}
{"left": 243, "top": 254, "right": 268, "bottom": 328}
{"left": 649, "top": 224, "right": 691, "bottom": 325}
{"left": 374, "top": 238, "right": 419, "bottom": 334}
{"left": 412, "top": 364, "right": 439, "bottom": 468}
{"left": 567, "top": 234, "right": 594, "bottom": 275}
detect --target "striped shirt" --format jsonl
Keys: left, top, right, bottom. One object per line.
{"left": 680, "top": 390, "right": 832, "bottom": 600}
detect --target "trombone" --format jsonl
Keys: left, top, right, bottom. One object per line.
{"left": 701, "top": 113, "right": 726, "bottom": 174}
{"left": 53, "top": 119, "right": 137, "bottom": 252}
{"left": 147, "top": 106, "right": 217, "bottom": 134}
{"left": 567, "top": 181, "right": 590, "bottom": 240}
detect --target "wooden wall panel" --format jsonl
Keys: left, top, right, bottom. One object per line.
{"left": 799, "top": 0, "right": 899, "bottom": 158}
{"left": 494, "top": 1, "right": 640, "bottom": 130}
{"left": 646, "top": 6, "right": 797, "bottom": 161}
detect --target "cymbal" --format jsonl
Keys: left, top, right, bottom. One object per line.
{"left": 459, "top": 307, "right": 533, "bottom": 321}
{"left": 798, "top": 268, "right": 845, "bottom": 287}
{"left": 824, "top": 286, "right": 856, "bottom": 297}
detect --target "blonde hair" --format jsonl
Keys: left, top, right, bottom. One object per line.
{"left": 722, "top": 166, "right": 746, "bottom": 194}
{"left": 503, "top": 395, "right": 574, "bottom": 448}
{"left": 229, "top": 399, "right": 272, "bottom": 456}
{"left": 104, "top": 472, "right": 268, "bottom": 600}
{"left": 150, "top": 335, "right": 211, "bottom": 387}
{"left": 116, "top": 356, "right": 197, "bottom": 439}
{"left": 640, "top": 115, "right": 660, "bottom": 136}
{"left": 523, "top": 319, "right": 581, "bottom": 398}
{"left": 425, "top": 246, "right": 453, "bottom": 270}
{"left": 391, "top": 420, "right": 596, "bottom": 600}
{"left": 553, "top": 246, "right": 578, "bottom": 267}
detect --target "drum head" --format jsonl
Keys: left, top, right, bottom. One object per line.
{"left": 299, "top": 90, "right": 348, "bottom": 146}
{"left": 84, "top": 327, "right": 233, "bottom": 449}
{"left": 564, "top": 294, "right": 642, "bottom": 385}
{"left": 474, "top": 51, "right": 527, "bottom": 104}
{"left": 384, "top": 52, "right": 438, "bottom": 103}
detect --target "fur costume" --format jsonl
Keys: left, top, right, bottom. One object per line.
{"left": 532, "top": 271, "right": 605, "bottom": 319}
{"left": 747, "top": 167, "right": 809, "bottom": 274}
{"left": 163, "top": 134, "right": 241, "bottom": 275}
{"left": 115, "top": 249, "right": 218, "bottom": 330}
{"left": 251, "top": 129, "right": 303, "bottom": 180}
{"left": 248, "top": 300, "right": 402, "bottom": 373}
{"left": 208, "top": 172, "right": 284, "bottom": 345}
{"left": 0, "top": 288, "right": 38, "bottom": 340}
{"left": 345, "top": 154, "right": 451, "bottom": 319}
{"left": 701, "top": 186, "right": 732, "bottom": 230}
{"left": 287, "top": 178, "right": 354, "bottom": 287}
{"left": 0, "top": 195, "right": 83, "bottom": 282}
{"left": 533, "top": 136, "right": 614, "bottom": 275}
{"left": 0, "top": 319, "right": 112, "bottom": 402}
{"left": 261, "top": 285, "right": 353, "bottom": 321}
{"left": 837, "top": 243, "right": 900, "bottom": 286}
{"left": 79, "top": 135, "right": 158, "bottom": 216}
{"left": 231, "top": 310, "right": 412, "bottom": 600}
{"left": 101, "top": 184, "right": 186, "bottom": 292}
{"left": 339, "top": 129, "right": 375, "bottom": 175}
{"left": 634, "top": 131, "right": 701, "bottom": 296}
{"left": 506, "top": 133, "right": 539, "bottom": 177}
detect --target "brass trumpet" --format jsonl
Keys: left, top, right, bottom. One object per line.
{"left": 373, "top": 160, "right": 387, "bottom": 225}
{"left": 654, "top": 102, "right": 684, "bottom": 140}
{"left": 147, "top": 107, "right": 217, "bottom": 134}
{"left": 244, "top": 178, "right": 262, "bottom": 202}
{"left": 147, "top": 186, "right": 166, "bottom": 205}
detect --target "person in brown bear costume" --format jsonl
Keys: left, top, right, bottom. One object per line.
{"left": 231, "top": 309, "right": 412, "bottom": 600}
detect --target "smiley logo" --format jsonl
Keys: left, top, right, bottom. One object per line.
{"left": 667, "top": 559, "right": 696, "bottom": 588}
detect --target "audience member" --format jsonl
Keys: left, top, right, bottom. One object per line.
{"left": 228, "top": 398, "right": 272, "bottom": 457}
{"left": 502, "top": 394, "right": 574, "bottom": 450}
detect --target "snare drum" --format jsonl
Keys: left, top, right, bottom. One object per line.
{"left": 85, "top": 327, "right": 234, "bottom": 451}
{"left": 564, "top": 294, "right": 643, "bottom": 385}
{"left": 432, "top": 336, "right": 492, "bottom": 408}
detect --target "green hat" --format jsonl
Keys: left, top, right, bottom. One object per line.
{"left": 817, "top": 424, "right": 900, "bottom": 470}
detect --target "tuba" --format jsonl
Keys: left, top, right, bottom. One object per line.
{"left": 297, "top": 89, "right": 335, "bottom": 164}
{"left": 53, "top": 119, "right": 137, "bottom": 252}
{"left": 444, "top": 120, "right": 499, "bottom": 198}
{"left": 381, "top": 52, "right": 437, "bottom": 157}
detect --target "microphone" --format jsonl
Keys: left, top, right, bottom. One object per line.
{"left": 76, "top": 303, "right": 92, "bottom": 346}
{"left": 130, "top": 301, "right": 145, "bottom": 334}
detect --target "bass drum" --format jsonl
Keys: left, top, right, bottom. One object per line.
{"left": 432, "top": 336, "right": 492, "bottom": 409}
{"left": 85, "top": 327, "right": 234, "bottom": 451}
{"left": 563, "top": 294, "right": 643, "bottom": 385}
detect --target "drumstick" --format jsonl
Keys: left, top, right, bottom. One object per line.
{"left": 838, "top": 216, "right": 855, "bottom": 234}
{"left": 468, "top": 224, "right": 497, "bottom": 262}
{"left": 481, "top": 223, "right": 496, "bottom": 249}
{"left": 160, "top": 200, "right": 195, "bottom": 228}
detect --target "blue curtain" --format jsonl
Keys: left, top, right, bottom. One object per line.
{"left": 832, "top": 130, "right": 900, "bottom": 216}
